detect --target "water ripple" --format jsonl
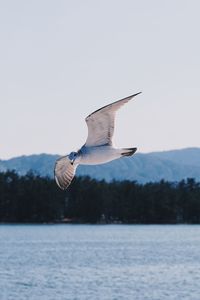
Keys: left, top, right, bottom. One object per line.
{"left": 0, "top": 225, "right": 200, "bottom": 300}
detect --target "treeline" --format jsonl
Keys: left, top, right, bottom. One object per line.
{"left": 0, "top": 171, "right": 200, "bottom": 224}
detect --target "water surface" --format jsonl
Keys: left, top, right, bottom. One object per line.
{"left": 0, "top": 225, "right": 200, "bottom": 300}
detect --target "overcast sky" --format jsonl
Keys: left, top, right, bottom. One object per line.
{"left": 1, "top": 0, "right": 200, "bottom": 159}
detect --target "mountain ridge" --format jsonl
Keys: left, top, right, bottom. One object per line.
{"left": 0, "top": 148, "right": 200, "bottom": 183}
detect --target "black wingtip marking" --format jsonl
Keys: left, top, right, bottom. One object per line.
{"left": 86, "top": 92, "right": 142, "bottom": 120}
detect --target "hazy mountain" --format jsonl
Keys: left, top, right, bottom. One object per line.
{"left": 0, "top": 148, "right": 200, "bottom": 183}
{"left": 149, "top": 148, "right": 200, "bottom": 167}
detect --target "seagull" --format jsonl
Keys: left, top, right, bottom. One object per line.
{"left": 54, "top": 92, "right": 141, "bottom": 190}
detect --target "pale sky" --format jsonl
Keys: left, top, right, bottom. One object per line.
{"left": 1, "top": 0, "right": 200, "bottom": 159}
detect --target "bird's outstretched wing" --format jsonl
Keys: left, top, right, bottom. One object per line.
{"left": 85, "top": 92, "right": 141, "bottom": 147}
{"left": 54, "top": 156, "right": 78, "bottom": 190}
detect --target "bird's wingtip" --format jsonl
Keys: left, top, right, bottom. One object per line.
{"left": 122, "top": 91, "right": 141, "bottom": 102}
{"left": 132, "top": 91, "right": 142, "bottom": 97}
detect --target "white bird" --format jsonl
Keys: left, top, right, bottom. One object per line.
{"left": 54, "top": 92, "right": 141, "bottom": 190}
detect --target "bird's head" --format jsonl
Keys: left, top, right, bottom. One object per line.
{"left": 69, "top": 151, "right": 79, "bottom": 165}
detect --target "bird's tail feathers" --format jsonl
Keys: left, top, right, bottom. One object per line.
{"left": 121, "top": 147, "right": 137, "bottom": 157}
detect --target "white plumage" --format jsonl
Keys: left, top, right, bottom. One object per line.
{"left": 54, "top": 92, "right": 141, "bottom": 190}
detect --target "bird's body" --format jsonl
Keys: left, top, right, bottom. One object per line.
{"left": 79, "top": 145, "right": 137, "bottom": 165}
{"left": 79, "top": 145, "right": 119, "bottom": 165}
{"left": 54, "top": 92, "right": 141, "bottom": 190}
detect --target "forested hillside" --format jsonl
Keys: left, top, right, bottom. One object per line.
{"left": 0, "top": 171, "right": 200, "bottom": 224}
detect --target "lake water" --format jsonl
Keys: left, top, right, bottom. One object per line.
{"left": 0, "top": 225, "right": 200, "bottom": 300}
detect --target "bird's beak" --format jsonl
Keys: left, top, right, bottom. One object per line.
{"left": 70, "top": 158, "right": 75, "bottom": 165}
